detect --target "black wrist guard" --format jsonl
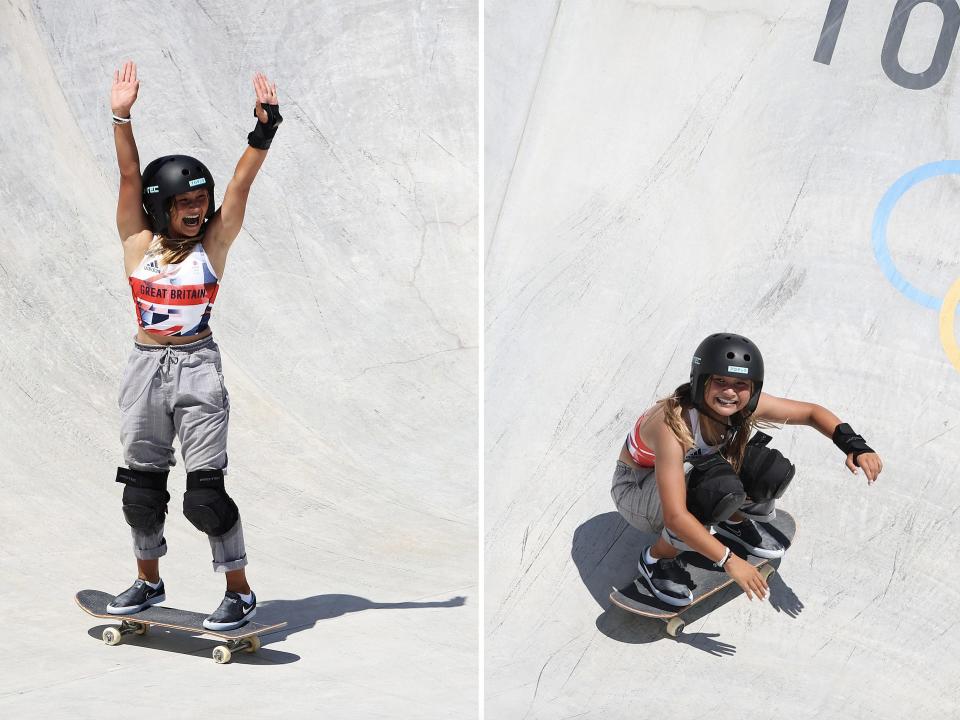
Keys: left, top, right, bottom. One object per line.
{"left": 248, "top": 103, "right": 283, "bottom": 150}
{"left": 832, "top": 423, "right": 874, "bottom": 467}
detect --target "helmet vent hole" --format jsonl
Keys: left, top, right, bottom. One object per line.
{"left": 744, "top": 354, "right": 751, "bottom": 361}
{"left": 181, "top": 169, "right": 189, "bottom": 176}
{"left": 726, "top": 352, "right": 735, "bottom": 359}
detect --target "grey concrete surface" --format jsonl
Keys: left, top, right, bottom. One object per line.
{"left": 485, "top": 1, "right": 960, "bottom": 718}
{"left": 0, "top": 1, "right": 477, "bottom": 718}
{"left": 483, "top": 0, "right": 560, "bottom": 250}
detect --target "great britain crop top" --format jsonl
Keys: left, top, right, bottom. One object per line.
{"left": 626, "top": 408, "right": 725, "bottom": 467}
{"left": 128, "top": 240, "right": 220, "bottom": 337}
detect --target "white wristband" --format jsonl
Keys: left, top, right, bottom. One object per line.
{"left": 715, "top": 547, "right": 731, "bottom": 570}
{"left": 112, "top": 113, "right": 131, "bottom": 126}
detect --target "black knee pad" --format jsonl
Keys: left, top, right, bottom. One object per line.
{"left": 116, "top": 467, "right": 170, "bottom": 530}
{"left": 740, "top": 443, "right": 795, "bottom": 501}
{"left": 686, "top": 454, "right": 747, "bottom": 525}
{"left": 182, "top": 469, "right": 239, "bottom": 537}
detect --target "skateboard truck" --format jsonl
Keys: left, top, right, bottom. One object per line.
{"left": 99, "top": 619, "right": 263, "bottom": 663}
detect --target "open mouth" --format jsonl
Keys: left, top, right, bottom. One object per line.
{"left": 715, "top": 397, "right": 739, "bottom": 408}
{"left": 183, "top": 215, "right": 201, "bottom": 228}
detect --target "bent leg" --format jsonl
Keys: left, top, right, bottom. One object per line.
{"left": 685, "top": 454, "right": 747, "bottom": 525}
{"left": 610, "top": 461, "right": 663, "bottom": 533}
{"left": 738, "top": 440, "right": 796, "bottom": 521}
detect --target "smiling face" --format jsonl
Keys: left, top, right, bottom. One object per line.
{"left": 167, "top": 189, "right": 210, "bottom": 238}
{"left": 703, "top": 375, "right": 753, "bottom": 417}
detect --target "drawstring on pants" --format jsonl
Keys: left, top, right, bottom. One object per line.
{"left": 121, "top": 335, "right": 215, "bottom": 412}
{"left": 159, "top": 346, "right": 179, "bottom": 376}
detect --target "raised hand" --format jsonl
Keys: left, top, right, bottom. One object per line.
{"left": 112, "top": 61, "right": 140, "bottom": 117}
{"left": 253, "top": 72, "right": 278, "bottom": 123}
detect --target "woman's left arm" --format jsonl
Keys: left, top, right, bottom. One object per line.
{"left": 206, "top": 72, "right": 283, "bottom": 249}
{"left": 754, "top": 393, "right": 883, "bottom": 484}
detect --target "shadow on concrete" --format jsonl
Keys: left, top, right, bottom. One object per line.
{"left": 82, "top": 594, "right": 466, "bottom": 664}
{"left": 83, "top": 623, "right": 301, "bottom": 664}
{"left": 258, "top": 593, "right": 468, "bottom": 643}
{"left": 574, "top": 512, "right": 804, "bottom": 654}
{"left": 595, "top": 572, "right": 802, "bottom": 655}
{"left": 571, "top": 512, "right": 657, "bottom": 609}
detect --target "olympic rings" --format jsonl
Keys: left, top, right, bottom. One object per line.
{"left": 939, "top": 276, "right": 960, "bottom": 372}
{"left": 872, "top": 161, "right": 960, "bottom": 371}
{"left": 871, "top": 161, "right": 960, "bottom": 310}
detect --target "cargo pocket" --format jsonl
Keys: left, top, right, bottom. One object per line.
{"left": 202, "top": 361, "right": 229, "bottom": 410}
{"left": 118, "top": 353, "right": 153, "bottom": 412}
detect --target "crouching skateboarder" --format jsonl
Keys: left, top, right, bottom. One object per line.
{"left": 106, "top": 61, "right": 283, "bottom": 630}
{"left": 612, "top": 333, "right": 883, "bottom": 607}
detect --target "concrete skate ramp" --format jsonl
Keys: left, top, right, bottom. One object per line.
{"left": 0, "top": 2, "right": 476, "bottom": 717}
{"left": 486, "top": 1, "right": 960, "bottom": 717}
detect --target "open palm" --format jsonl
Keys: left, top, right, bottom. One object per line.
{"left": 253, "top": 72, "right": 278, "bottom": 123}
{"left": 112, "top": 61, "right": 139, "bottom": 115}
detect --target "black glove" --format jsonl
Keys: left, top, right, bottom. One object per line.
{"left": 248, "top": 104, "right": 283, "bottom": 150}
{"left": 832, "top": 423, "right": 874, "bottom": 467}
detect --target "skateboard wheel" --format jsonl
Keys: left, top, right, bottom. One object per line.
{"left": 133, "top": 623, "right": 148, "bottom": 636}
{"left": 760, "top": 566, "right": 776, "bottom": 581}
{"left": 666, "top": 618, "right": 685, "bottom": 637}
{"left": 213, "top": 645, "right": 232, "bottom": 664}
{"left": 102, "top": 628, "right": 122, "bottom": 646}
{"left": 245, "top": 635, "right": 261, "bottom": 653}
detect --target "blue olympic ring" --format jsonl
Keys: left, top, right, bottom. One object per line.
{"left": 871, "top": 160, "right": 960, "bottom": 310}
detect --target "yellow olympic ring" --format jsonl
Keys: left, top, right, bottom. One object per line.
{"left": 939, "top": 276, "right": 960, "bottom": 372}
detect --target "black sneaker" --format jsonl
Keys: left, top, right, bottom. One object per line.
{"left": 716, "top": 519, "right": 785, "bottom": 559}
{"left": 107, "top": 578, "right": 166, "bottom": 615}
{"left": 203, "top": 591, "right": 257, "bottom": 631}
{"left": 636, "top": 548, "right": 693, "bottom": 607}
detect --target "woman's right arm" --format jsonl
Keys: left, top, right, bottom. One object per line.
{"left": 111, "top": 61, "right": 149, "bottom": 242}
{"left": 649, "top": 420, "right": 769, "bottom": 600}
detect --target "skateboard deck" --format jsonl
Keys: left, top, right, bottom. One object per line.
{"left": 76, "top": 589, "right": 287, "bottom": 664}
{"left": 609, "top": 510, "right": 797, "bottom": 636}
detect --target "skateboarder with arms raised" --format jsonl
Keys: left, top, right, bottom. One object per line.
{"left": 105, "top": 61, "right": 282, "bottom": 630}
{"left": 612, "top": 333, "right": 883, "bottom": 606}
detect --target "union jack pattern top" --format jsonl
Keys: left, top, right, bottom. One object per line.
{"left": 128, "top": 240, "right": 220, "bottom": 337}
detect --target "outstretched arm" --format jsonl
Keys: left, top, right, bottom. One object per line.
{"left": 206, "top": 72, "right": 282, "bottom": 249}
{"left": 754, "top": 393, "right": 883, "bottom": 483}
{"left": 112, "top": 61, "right": 149, "bottom": 242}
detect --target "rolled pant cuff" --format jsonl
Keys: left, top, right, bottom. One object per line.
{"left": 212, "top": 555, "right": 248, "bottom": 573}
{"left": 207, "top": 518, "right": 247, "bottom": 572}
{"left": 133, "top": 539, "right": 168, "bottom": 560}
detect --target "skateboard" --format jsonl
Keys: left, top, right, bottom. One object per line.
{"left": 75, "top": 589, "right": 287, "bottom": 664}
{"left": 609, "top": 510, "right": 797, "bottom": 637}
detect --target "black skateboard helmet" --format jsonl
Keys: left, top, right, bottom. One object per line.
{"left": 141, "top": 155, "right": 215, "bottom": 235}
{"left": 690, "top": 333, "right": 764, "bottom": 414}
